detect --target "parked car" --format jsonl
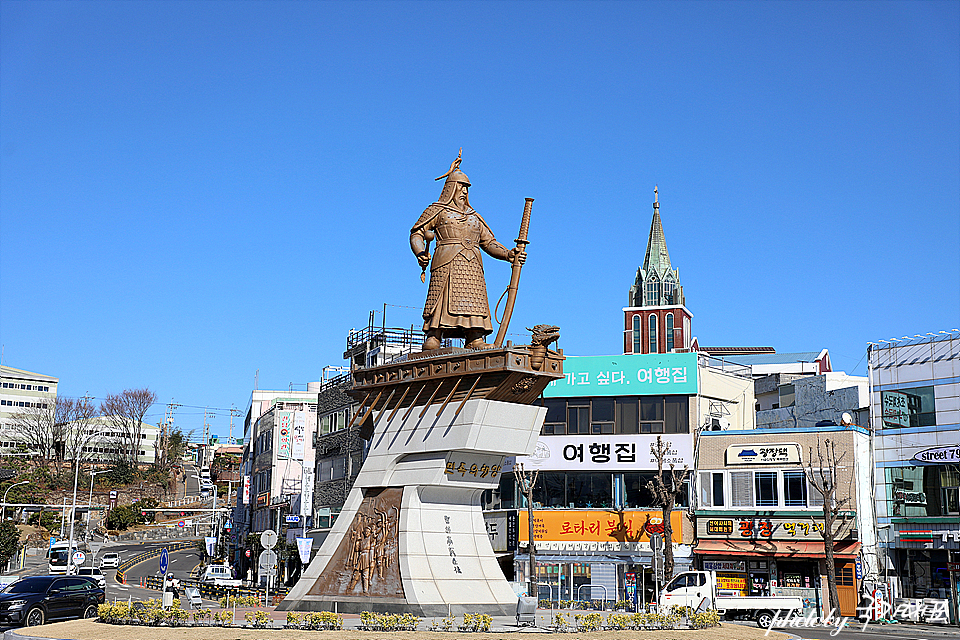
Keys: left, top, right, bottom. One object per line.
{"left": 200, "top": 564, "right": 240, "bottom": 587}
{"left": 76, "top": 567, "right": 105, "bottom": 589}
{"left": 99, "top": 552, "right": 120, "bottom": 569}
{"left": 0, "top": 575, "right": 104, "bottom": 627}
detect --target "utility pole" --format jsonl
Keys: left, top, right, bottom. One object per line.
{"left": 229, "top": 406, "right": 242, "bottom": 442}
{"left": 162, "top": 401, "right": 181, "bottom": 468}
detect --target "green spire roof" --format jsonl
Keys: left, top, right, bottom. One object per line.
{"left": 642, "top": 188, "right": 671, "bottom": 277}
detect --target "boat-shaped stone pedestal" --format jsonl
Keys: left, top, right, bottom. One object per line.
{"left": 279, "top": 344, "right": 562, "bottom": 615}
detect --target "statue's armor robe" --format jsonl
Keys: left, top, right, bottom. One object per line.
{"left": 412, "top": 203, "right": 508, "bottom": 336}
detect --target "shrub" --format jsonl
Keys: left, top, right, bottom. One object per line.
{"left": 614, "top": 599, "right": 631, "bottom": 611}
{"left": 244, "top": 610, "right": 269, "bottom": 628}
{"left": 690, "top": 609, "right": 721, "bottom": 629}
{"left": 574, "top": 612, "right": 603, "bottom": 631}
{"left": 214, "top": 610, "right": 234, "bottom": 626}
{"left": 192, "top": 608, "right": 211, "bottom": 625}
{"left": 553, "top": 611, "right": 570, "bottom": 632}
{"left": 306, "top": 611, "right": 342, "bottom": 630}
{"left": 606, "top": 612, "right": 633, "bottom": 630}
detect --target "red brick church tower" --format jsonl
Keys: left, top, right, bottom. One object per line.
{"left": 623, "top": 187, "right": 694, "bottom": 354}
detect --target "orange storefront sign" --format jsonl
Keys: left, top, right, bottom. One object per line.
{"left": 519, "top": 510, "right": 683, "bottom": 544}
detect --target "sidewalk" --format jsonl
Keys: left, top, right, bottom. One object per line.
{"left": 4, "top": 616, "right": 790, "bottom": 640}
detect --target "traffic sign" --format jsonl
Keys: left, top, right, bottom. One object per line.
{"left": 261, "top": 529, "right": 278, "bottom": 550}
{"left": 159, "top": 548, "right": 169, "bottom": 575}
{"left": 245, "top": 549, "right": 252, "bottom": 558}
{"left": 258, "top": 549, "right": 278, "bottom": 571}
{"left": 72, "top": 551, "right": 85, "bottom": 566}
{"left": 177, "top": 520, "right": 185, "bottom": 528}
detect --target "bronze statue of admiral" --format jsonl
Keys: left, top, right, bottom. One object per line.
{"left": 411, "top": 151, "right": 525, "bottom": 350}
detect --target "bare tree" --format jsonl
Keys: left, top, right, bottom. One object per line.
{"left": 6, "top": 400, "right": 57, "bottom": 466}
{"left": 514, "top": 463, "right": 539, "bottom": 599}
{"left": 61, "top": 397, "right": 101, "bottom": 465}
{"left": 805, "top": 438, "right": 852, "bottom": 615}
{"left": 646, "top": 435, "right": 690, "bottom": 581}
{"left": 101, "top": 388, "right": 157, "bottom": 467}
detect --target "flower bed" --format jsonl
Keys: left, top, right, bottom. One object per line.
{"left": 357, "top": 611, "right": 420, "bottom": 631}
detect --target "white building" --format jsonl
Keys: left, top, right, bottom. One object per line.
{"left": 0, "top": 365, "right": 58, "bottom": 452}
{"left": 869, "top": 330, "right": 959, "bottom": 623}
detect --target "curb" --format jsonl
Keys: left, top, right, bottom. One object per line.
{"left": 4, "top": 631, "right": 64, "bottom": 640}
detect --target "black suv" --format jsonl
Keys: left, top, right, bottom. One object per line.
{"left": 0, "top": 575, "right": 104, "bottom": 627}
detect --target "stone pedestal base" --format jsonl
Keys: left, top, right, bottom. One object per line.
{"left": 278, "top": 396, "right": 543, "bottom": 615}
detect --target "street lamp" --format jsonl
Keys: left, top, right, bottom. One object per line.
{"left": 87, "top": 470, "right": 111, "bottom": 539}
{"left": 1, "top": 481, "right": 29, "bottom": 522}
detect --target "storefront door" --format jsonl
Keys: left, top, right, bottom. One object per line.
{"left": 836, "top": 562, "right": 857, "bottom": 617}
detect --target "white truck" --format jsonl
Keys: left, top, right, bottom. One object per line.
{"left": 659, "top": 570, "right": 803, "bottom": 628}
{"left": 200, "top": 564, "right": 241, "bottom": 587}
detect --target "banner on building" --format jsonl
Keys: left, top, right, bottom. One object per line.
{"left": 292, "top": 411, "right": 306, "bottom": 460}
{"left": 296, "top": 537, "right": 313, "bottom": 564}
{"left": 518, "top": 509, "right": 683, "bottom": 545}
{"left": 242, "top": 476, "right": 251, "bottom": 504}
{"left": 277, "top": 411, "right": 293, "bottom": 459}
{"left": 204, "top": 536, "right": 217, "bottom": 556}
{"left": 300, "top": 467, "right": 314, "bottom": 518}
{"left": 545, "top": 353, "right": 698, "bottom": 397}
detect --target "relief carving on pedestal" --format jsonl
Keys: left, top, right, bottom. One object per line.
{"left": 307, "top": 487, "right": 404, "bottom": 598}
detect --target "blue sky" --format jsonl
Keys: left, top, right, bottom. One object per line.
{"left": 2, "top": 1, "right": 957, "bottom": 439}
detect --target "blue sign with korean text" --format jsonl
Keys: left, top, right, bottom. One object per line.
{"left": 544, "top": 353, "right": 699, "bottom": 397}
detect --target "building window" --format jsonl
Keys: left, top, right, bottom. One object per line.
{"left": 590, "top": 398, "right": 615, "bottom": 434}
{"left": 648, "top": 315, "right": 658, "bottom": 354}
{"left": 699, "top": 472, "right": 725, "bottom": 507}
{"left": 731, "top": 471, "right": 753, "bottom": 507}
{"left": 880, "top": 386, "right": 936, "bottom": 428}
{"left": 755, "top": 472, "right": 779, "bottom": 507}
{"left": 632, "top": 315, "right": 641, "bottom": 354}
{"left": 542, "top": 398, "right": 566, "bottom": 435}
{"left": 783, "top": 471, "right": 807, "bottom": 507}
{"left": 646, "top": 277, "right": 660, "bottom": 306}
{"left": 541, "top": 397, "right": 688, "bottom": 435}
{"left": 567, "top": 404, "right": 589, "bottom": 435}
{"left": 666, "top": 313, "right": 674, "bottom": 352}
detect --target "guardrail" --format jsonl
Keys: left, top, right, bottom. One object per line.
{"left": 135, "top": 574, "right": 290, "bottom": 604}
{"left": 114, "top": 541, "right": 196, "bottom": 584}
{"left": 165, "top": 496, "right": 207, "bottom": 508}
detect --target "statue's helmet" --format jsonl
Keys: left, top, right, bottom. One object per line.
{"left": 435, "top": 151, "right": 471, "bottom": 207}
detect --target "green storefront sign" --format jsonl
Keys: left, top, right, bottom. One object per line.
{"left": 544, "top": 353, "right": 699, "bottom": 397}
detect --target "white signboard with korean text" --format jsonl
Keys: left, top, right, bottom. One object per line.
{"left": 513, "top": 434, "right": 693, "bottom": 471}
{"left": 242, "top": 475, "right": 251, "bottom": 504}
{"left": 300, "top": 467, "right": 314, "bottom": 518}
{"left": 726, "top": 443, "right": 801, "bottom": 465}
{"left": 292, "top": 411, "right": 306, "bottom": 460}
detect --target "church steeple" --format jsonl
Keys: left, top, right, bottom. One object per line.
{"left": 623, "top": 187, "right": 692, "bottom": 355}
{"left": 642, "top": 185, "right": 673, "bottom": 278}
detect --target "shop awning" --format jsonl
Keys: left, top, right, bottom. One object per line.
{"left": 693, "top": 539, "right": 860, "bottom": 559}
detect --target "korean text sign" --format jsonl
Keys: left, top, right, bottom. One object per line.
{"left": 544, "top": 353, "right": 698, "bottom": 398}
{"left": 277, "top": 411, "right": 293, "bottom": 459}
{"left": 519, "top": 509, "right": 683, "bottom": 544}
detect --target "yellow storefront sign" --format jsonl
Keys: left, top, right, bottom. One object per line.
{"left": 518, "top": 510, "right": 683, "bottom": 544}
{"left": 715, "top": 572, "right": 748, "bottom": 596}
